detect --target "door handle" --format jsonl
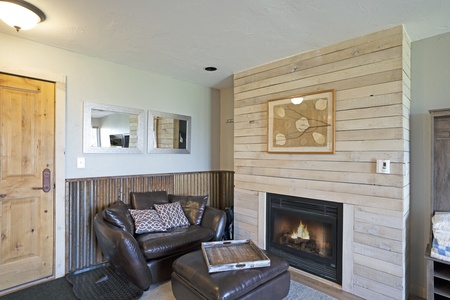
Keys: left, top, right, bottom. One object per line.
{"left": 32, "top": 168, "right": 51, "bottom": 193}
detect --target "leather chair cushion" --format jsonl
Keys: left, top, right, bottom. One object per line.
{"left": 135, "top": 225, "right": 214, "bottom": 260}
{"left": 169, "top": 195, "right": 208, "bottom": 225}
{"left": 102, "top": 201, "right": 135, "bottom": 234}
{"left": 172, "top": 250, "right": 290, "bottom": 300}
{"left": 130, "top": 191, "right": 169, "bottom": 209}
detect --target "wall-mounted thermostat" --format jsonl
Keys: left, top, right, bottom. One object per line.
{"left": 376, "top": 160, "right": 390, "bottom": 174}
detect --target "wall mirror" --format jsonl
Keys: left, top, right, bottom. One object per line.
{"left": 83, "top": 101, "right": 145, "bottom": 153}
{"left": 148, "top": 110, "right": 191, "bottom": 154}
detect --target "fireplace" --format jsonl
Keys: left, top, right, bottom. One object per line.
{"left": 266, "top": 193, "right": 343, "bottom": 284}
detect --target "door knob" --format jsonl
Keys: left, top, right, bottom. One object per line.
{"left": 32, "top": 168, "right": 51, "bottom": 193}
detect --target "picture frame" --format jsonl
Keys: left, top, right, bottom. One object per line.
{"left": 267, "top": 90, "right": 335, "bottom": 154}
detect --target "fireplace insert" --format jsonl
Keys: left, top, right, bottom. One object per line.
{"left": 266, "top": 193, "right": 342, "bottom": 284}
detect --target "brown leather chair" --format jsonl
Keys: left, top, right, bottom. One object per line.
{"left": 94, "top": 191, "right": 226, "bottom": 290}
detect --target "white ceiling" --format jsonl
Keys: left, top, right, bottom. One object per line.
{"left": 1, "top": 0, "right": 450, "bottom": 89}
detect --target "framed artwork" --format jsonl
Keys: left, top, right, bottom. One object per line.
{"left": 267, "top": 90, "right": 335, "bottom": 154}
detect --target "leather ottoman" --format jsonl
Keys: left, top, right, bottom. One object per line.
{"left": 171, "top": 250, "right": 290, "bottom": 300}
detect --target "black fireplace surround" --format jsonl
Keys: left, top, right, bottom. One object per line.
{"left": 266, "top": 193, "right": 343, "bottom": 284}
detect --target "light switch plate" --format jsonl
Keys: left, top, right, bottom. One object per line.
{"left": 77, "top": 157, "right": 85, "bottom": 169}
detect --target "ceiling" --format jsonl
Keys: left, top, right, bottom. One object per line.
{"left": 1, "top": 0, "right": 450, "bottom": 89}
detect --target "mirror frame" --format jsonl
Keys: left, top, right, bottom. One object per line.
{"left": 148, "top": 110, "right": 191, "bottom": 154}
{"left": 83, "top": 101, "right": 145, "bottom": 153}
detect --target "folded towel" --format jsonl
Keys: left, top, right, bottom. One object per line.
{"left": 430, "top": 213, "right": 450, "bottom": 262}
{"left": 434, "top": 232, "right": 450, "bottom": 246}
{"left": 432, "top": 212, "right": 450, "bottom": 230}
{"left": 433, "top": 228, "right": 450, "bottom": 237}
{"left": 434, "top": 229, "right": 450, "bottom": 235}
{"left": 432, "top": 212, "right": 450, "bottom": 223}
{"left": 431, "top": 247, "right": 450, "bottom": 262}
{"left": 433, "top": 238, "right": 450, "bottom": 251}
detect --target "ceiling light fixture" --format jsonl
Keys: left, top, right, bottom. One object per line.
{"left": 204, "top": 67, "right": 217, "bottom": 72}
{"left": 291, "top": 97, "right": 304, "bottom": 105}
{"left": 0, "top": 0, "right": 46, "bottom": 32}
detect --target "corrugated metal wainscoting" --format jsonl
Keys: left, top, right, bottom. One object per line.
{"left": 65, "top": 171, "right": 234, "bottom": 272}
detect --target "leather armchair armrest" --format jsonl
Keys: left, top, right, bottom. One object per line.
{"left": 200, "top": 206, "right": 226, "bottom": 241}
{"left": 94, "top": 213, "right": 152, "bottom": 290}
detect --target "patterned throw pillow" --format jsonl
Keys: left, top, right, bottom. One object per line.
{"left": 154, "top": 202, "right": 190, "bottom": 229}
{"left": 128, "top": 209, "right": 168, "bottom": 234}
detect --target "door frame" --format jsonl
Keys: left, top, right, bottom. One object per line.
{"left": 0, "top": 63, "right": 66, "bottom": 280}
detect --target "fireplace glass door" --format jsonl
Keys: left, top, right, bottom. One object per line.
{"left": 266, "top": 193, "right": 342, "bottom": 283}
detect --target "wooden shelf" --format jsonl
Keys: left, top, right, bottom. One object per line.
{"left": 426, "top": 250, "right": 450, "bottom": 299}
{"left": 427, "top": 109, "right": 450, "bottom": 300}
{"left": 435, "top": 263, "right": 450, "bottom": 280}
{"left": 435, "top": 274, "right": 450, "bottom": 297}
{"left": 435, "top": 285, "right": 450, "bottom": 298}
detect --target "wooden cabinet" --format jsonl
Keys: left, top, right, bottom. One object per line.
{"left": 426, "top": 244, "right": 450, "bottom": 299}
{"left": 426, "top": 109, "right": 450, "bottom": 300}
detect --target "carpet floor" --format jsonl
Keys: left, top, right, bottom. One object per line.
{"left": 1, "top": 277, "right": 336, "bottom": 300}
{"left": 143, "top": 280, "right": 336, "bottom": 300}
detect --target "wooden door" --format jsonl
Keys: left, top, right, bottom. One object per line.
{"left": 0, "top": 73, "right": 55, "bottom": 290}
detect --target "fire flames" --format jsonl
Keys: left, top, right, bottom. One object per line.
{"left": 291, "top": 221, "right": 310, "bottom": 240}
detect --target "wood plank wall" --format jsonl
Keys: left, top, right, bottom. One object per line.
{"left": 65, "top": 171, "right": 234, "bottom": 272}
{"left": 233, "top": 26, "right": 410, "bottom": 300}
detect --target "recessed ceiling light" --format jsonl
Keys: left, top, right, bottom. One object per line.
{"left": 204, "top": 67, "right": 217, "bottom": 72}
